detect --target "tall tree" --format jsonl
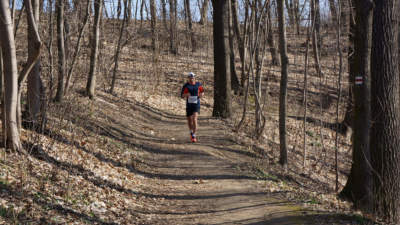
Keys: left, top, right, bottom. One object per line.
{"left": 0, "top": 0, "right": 21, "bottom": 151}
{"left": 54, "top": 0, "right": 65, "bottom": 102}
{"left": 110, "top": 0, "right": 131, "bottom": 94}
{"left": 370, "top": 0, "right": 400, "bottom": 222}
{"left": 185, "top": 0, "right": 196, "bottom": 52}
{"left": 150, "top": 0, "right": 157, "bottom": 51}
{"left": 211, "top": 0, "right": 232, "bottom": 118}
{"left": 228, "top": 0, "right": 240, "bottom": 94}
{"left": 27, "top": 0, "right": 45, "bottom": 128}
{"left": 277, "top": 0, "right": 289, "bottom": 167}
{"left": 160, "top": 0, "right": 168, "bottom": 31}
{"left": 86, "top": 0, "right": 102, "bottom": 99}
{"left": 169, "top": 0, "right": 178, "bottom": 54}
{"left": 266, "top": 5, "right": 280, "bottom": 66}
{"left": 199, "top": 0, "right": 209, "bottom": 25}
{"left": 339, "top": 0, "right": 372, "bottom": 211}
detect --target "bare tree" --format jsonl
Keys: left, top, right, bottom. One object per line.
{"left": 185, "top": 0, "right": 196, "bottom": 52}
{"left": 160, "top": 0, "right": 168, "bottom": 31}
{"left": 110, "top": 0, "right": 131, "bottom": 94}
{"left": 169, "top": 0, "right": 178, "bottom": 54}
{"left": 266, "top": 5, "right": 280, "bottom": 66}
{"left": 370, "top": 0, "right": 400, "bottom": 222}
{"left": 211, "top": 0, "right": 232, "bottom": 118}
{"left": 86, "top": 0, "right": 102, "bottom": 99}
{"left": 0, "top": 0, "right": 21, "bottom": 151}
{"left": 65, "top": 0, "right": 91, "bottom": 94}
{"left": 277, "top": 0, "right": 289, "bottom": 168}
{"left": 199, "top": 0, "right": 209, "bottom": 25}
{"left": 27, "top": 0, "right": 45, "bottom": 128}
{"left": 339, "top": 0, "right": 372, "bottom": 212}
{"left": 54, "top": 0, "right": 65, "bottom": 102}
{"left": 150, "top": 0, "right": 157, "bottom": 51}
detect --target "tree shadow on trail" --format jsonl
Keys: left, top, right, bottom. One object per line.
{"left": 0, "top": 176, "right": 117, "bottom": 225}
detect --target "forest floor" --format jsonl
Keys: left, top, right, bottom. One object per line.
{"left": 0, "top": 89, "right": 369, "bottom": 224}
{"left": 0, "top": 20, "right": 378, "bottom": 224}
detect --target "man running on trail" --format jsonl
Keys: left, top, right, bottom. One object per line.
{"left": 181, "top": 72, "right": 204, "bottom": 143}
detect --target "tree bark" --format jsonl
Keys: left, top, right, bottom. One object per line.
{"left": 277, "top": 0, "right": 289, "bottom": 168}
{"left": 86, "top": 0, "right": 102, "bottom": 99}
{"left": 267, "top": 6, "right": 280, "bottom": 66}
{"left": 160, "top": 0, "right": 168, "bottom": 31}
{"left": 328, "top": 0, "right": 337, "bottom": 25}
{"left": 211, "top": 0, "right": 232, "bottom": 118}
{"left": 27, "top": 0, "right": 44, "bottom": 129}
{"left": 370, "top": 0, "right": 400, "bottom": 222}
{"left": 228, "top": 0, "right": 239, "bottom": 94}
{"left": 169, "top": 0, "right": 178, "bottom": 54}
{"left": 150, "top": 0, "right": 157, "bottom": 51}
{"left": 199, "top": 0, "right": 209, "bottom": 25}
{"left": 339, "top": 0, "right": 372, "bottom": 210}
{"left": 110, "top": 0, "right": 130, "bottom": 94}
{"left": 185, "top": 0, "right": 196, "bottom": 52}
{"left": 54, "top": 0, "right": 65, "bottom": 102}
{"left": 311, "top": 0, "right": 322, "bottom": 77}
{"left": 0, "top": 0, "right": 22, "bottom": 151}
{"left": 65, "top": 0, "right": 90, "bottom": 95}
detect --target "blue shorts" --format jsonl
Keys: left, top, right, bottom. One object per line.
{"left": 186, "top": 104, "right": 200, "bottom": 117}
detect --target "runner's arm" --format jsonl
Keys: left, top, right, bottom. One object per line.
{"left": 198, "top": 86, "right": 204, "bottom": 98}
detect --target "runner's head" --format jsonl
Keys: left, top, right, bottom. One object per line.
{"left": 187, "top": 72, "right": 196, "bottom": 83}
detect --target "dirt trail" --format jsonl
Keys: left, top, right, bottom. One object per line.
{"left": 99, "top": 97, "right": 348, "bottom": 224}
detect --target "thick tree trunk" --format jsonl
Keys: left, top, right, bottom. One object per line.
{"left": 0, "top": 0, "right": 22, "bottom": 151}
{"left": 54, "top": 0, "right": 65, "bottom": 102}
{"left": 370, "top": 0, "right": 400, "bottom": 222}
{"left": 27, "top": 0, "right": 44, "bottom": 128}
{"left": 277, "top": 0, "right": 288, "bottom": 168}
{"left": 86, "top": 0, "right": 102, "bottom": 99}
{"left": 199, "top": 0, "right": 209, "bottom": 25}
{"left": 211, "top": 0, "right": 232, "bottom": 118}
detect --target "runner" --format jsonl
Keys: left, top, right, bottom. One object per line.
{"left": 181, "top": 72, "right": 204, "bottom": 143}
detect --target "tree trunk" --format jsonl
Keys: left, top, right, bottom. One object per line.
{"left": 150, "top": 0, "right": 157, "bottom": 51}
{"left": 86, "top": 0, "right": 102, "bottom": 99}
{"left": 185, "top": 0, "right": 196, "bottom": 52}
{"left": 160, "top": 0, "right": 168, "bottom": 31}
{"left": 339, "top": 0, "right": 372, "bottom": 206}
{"left": 228, "top": 0, "right": 239, "bottom": 94}
{"left": 54, "top": 0, "right": 65, "bottom": 102}
{"left": 328, "top": 0, "right": 337, "bottom": 25}
{"left": 311, "top": 0, "right": 322, "bottom": 76}
{"left": 370, "top": 0, "right": 400, "bottom": 222}
{"left": 65, "top": 0, "right": 90, "bottom": 95}
{"left": 117, "top": 0, "right": 122, "bottom": 19}
{"left": 277, "top": 0, "right": 288, "bottom": 168}
{"left": 199, "top": 0, "right": 209, "bottom": 25}
{"left": 211, "top": 0, "right": 232, "bottom": 118}
{"left": 169, "top": 0, "right": 178, "bottom": 54}
{"left": 110, "top": 0, "right": 130, "bottom": 94}
{"left": 27, "top": 0, "right": 44, "bottom": 129}
{"left": 0, "top": 0, "right": 22, "bottom": 151}
{"left": 267, "top": 6, "right": 280, "bottom": 66}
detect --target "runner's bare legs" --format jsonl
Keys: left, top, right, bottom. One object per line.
{"left": 191, "top": 113, "right": 198, "bottom": 135}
